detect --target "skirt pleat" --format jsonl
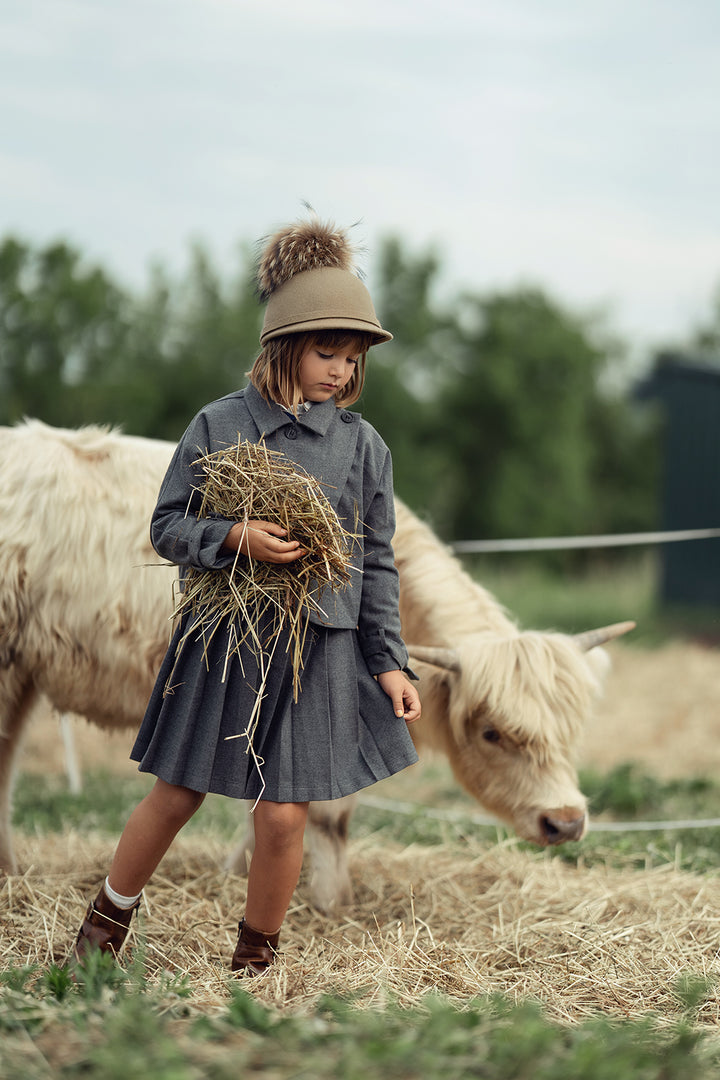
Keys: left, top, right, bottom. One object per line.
{"left": 131, "top": 613, "right": 418, "bottom": 802}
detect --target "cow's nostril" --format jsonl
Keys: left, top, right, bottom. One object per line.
{"left": 541, "top": 811, "right": 585, "bottom": 845}
{"left": 542, "top": 816, "right": 561, "bottom": 842}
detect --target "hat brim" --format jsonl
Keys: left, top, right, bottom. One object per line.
{"left": 260, "top": 316, "right": 392, "bottom": 346}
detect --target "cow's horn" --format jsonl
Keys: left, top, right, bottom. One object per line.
{"left": 407, "top": 645, "right": 461, "bottom": 672}
{"left": 572, "top": 620, "right": 636, "bottom": 652}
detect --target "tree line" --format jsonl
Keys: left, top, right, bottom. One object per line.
{"left": 2, "top": 232, "right": 714, "bottom": 545}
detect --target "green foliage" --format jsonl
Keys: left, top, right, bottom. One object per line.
{"left": 129, "top": 244, "right": 262, "bottom": 441}
{"left": 70, "top": 945, "right": 138, "bottom": 1002}
{"left": 370, "top": 239, "right": 661, "bottom": 546}
{"left": 465, "top": 550, "right": 657, "bottom": 638}
{"left": 439, "top": 289, "right": 600, "bottom": 537}
{"left": 224, "top": 980, "right": 289, "bottom": 1033}
{"left": 0, "top": 964, "right": 36, "bottom": 994}
{"left": 0, "top": 230, "right": 661, "bottom": 547}
{"left": 0, "top": 964, "right": 718, "bottom": 1079}
{"left": 431, "top": 286, "right": 659, "bottom": 545}
{"left": 0, "top": 235, "right": 261, "bottom": 441}
{"left": 355, "top": 799, "right": 720, "bottom": 877}
{"left": 465, "top": 549, "right": 720, "bottom": 645}
{"left": 360, "top": 236, "right": 452, "bottom": 512}
{"left": 42, "top": 963, "right": 75, "bottom": 1002}
{"left": 0, "top": 236, "right": 133, "bottom": 428}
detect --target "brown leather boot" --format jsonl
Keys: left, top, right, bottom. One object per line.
{"left": 231, "top": 918, "right": 280, "bottom": 976}
{"left": 72, "top": 886, "right": 141, "bottom": 963}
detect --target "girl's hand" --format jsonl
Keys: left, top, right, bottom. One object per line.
{"left": 223, "top": 520, "right": 306, "bottom": 563}
{"left": 377, "top": 669, "right": 422, "bottom": 724}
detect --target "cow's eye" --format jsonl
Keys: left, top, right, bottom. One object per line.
{"left": 483, "top": 727, "right": 501, "bottom": 744}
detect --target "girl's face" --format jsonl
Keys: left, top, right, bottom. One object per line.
{"left": 298, "top": 340, "right": 361, "bottom": 402}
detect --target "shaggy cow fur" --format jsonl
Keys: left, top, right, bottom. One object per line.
{"left": 0, "top": 420, "right": 611, "bottom": 909}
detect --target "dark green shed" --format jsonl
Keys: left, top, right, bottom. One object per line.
{"left": 640, "top": 354, "right": 720, "bottom": 608}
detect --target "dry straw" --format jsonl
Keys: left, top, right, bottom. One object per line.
{"left": 5, "top": 830, "right": 720, "bottom": 1026}
{"left": 170, "top": 438, "right": 357, "bottom": 796}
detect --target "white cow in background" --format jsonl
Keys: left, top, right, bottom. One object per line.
{"left": 0, "top": 420, "right": 632, "bottom": 910}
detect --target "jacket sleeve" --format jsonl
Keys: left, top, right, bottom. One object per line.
{"left": 150, "top": 411, "right": 238, "bottom": 570}
{"left": 356, "top": 446, "right": 416, "bottom": 678}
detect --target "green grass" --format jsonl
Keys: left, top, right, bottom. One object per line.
{"left": 12, "top": 770, "right": 245, "bottom": 841}
{"left": 7, "top": 765, "right": 720, "bottom": 1076}
{"left": 354, "top": 761, "right": 720, "bottom": 876}
{"left": 351, "top": 808, "right": 720, "bottom": 877}
{"left": 464, "top": 551, "right": 720, "bottom": 644}
{"left": 582, "top": 764, "right": 717, "bottom": 820}
{"left": 13, "top": 761, "right": 720, "bottom": 878}
{"left": 1, "top": 959, "right": 718, "bottom": 1079}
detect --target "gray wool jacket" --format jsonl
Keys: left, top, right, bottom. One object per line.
{"left": 150, "top": 382, "right": 412, "bottom": 677}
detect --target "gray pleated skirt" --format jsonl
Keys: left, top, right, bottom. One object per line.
{"left": 131, "top": 613, "right": 418, "bottom": 802}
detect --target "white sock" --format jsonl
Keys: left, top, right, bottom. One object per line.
{"left": 104, "top": 876, "right": 142, "bottom": 910}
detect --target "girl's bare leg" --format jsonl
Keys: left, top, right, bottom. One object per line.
{"left": 244, "top": 800, "right": 309, "bottom": 932}
{"left": 72, "top": 778, "right": 205, "bottom": 962}
{"left": 106, "top": 778, "right": 206, "bottom": 897}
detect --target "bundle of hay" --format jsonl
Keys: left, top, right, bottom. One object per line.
{"left": 173, "top": 437, "right": 356, "bottom": 702}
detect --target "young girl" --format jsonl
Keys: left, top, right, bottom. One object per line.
{"left": 72, "top": 217, "right": 421, "bottom": 975}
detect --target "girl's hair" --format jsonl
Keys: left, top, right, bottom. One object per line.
{"left": 248, "top": 329, "right": 377, "bottom": 411}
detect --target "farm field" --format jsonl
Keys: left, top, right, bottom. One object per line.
{"left": 3, "top": 638, "right": 720, "bottom": 1076}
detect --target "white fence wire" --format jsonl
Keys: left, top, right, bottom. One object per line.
{"left": 452, "top": 527, "right": 720, "bottom": 554}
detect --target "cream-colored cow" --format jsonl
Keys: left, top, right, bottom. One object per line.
{"left": 0, "top": 420, "right": 631, "bottom": 909}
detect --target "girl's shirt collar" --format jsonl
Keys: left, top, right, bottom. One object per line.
{"left": 280, "top": 401, "right": 313, "bottom": 415}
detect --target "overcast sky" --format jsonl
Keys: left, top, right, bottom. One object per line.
{"left": 2, "top": 0, "right": 719, "bottom": 361}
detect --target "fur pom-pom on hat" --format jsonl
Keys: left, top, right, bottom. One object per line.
{"left": 257, "top": 217, "right": 356, "bottom": 302}
{"left": 257, "top": 214, "right": 392, "bottom": 347}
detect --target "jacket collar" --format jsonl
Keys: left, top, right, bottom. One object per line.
{"left": 242, "top": 382, "right": 339, "bottom": 438}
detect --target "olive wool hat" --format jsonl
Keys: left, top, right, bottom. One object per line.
{"left": 257, "top": 217, "right": 392, "bottom": 346}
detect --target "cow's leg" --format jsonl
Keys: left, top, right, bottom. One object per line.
{"left": 306, "top": 796, "right": 356, "bottom": 913}
{"left": 227, "top": 796, "right": 356, "bottom": 913}
{"left": 0, "top": 669, "right": 37, "bottom": 873}
{"left": 226, "top": 811, "right": 256, "bottom": 876}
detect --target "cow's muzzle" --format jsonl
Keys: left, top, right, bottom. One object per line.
{"left": 540, "top": 808, "right": 586, "bottom": 844}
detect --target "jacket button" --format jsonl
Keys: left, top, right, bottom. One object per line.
{"left": 340, "top": 411, "right": 354, "bottom": 424}
{"left": 285, "top": 426, "right": 298, "bottom": 440}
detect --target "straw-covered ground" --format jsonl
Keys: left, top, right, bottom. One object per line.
{"left": 5, "top": 641, "right": 720, "bottom": 1034}
{"left": 3, "top": 822, "right": 720, "bottom": 1026}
